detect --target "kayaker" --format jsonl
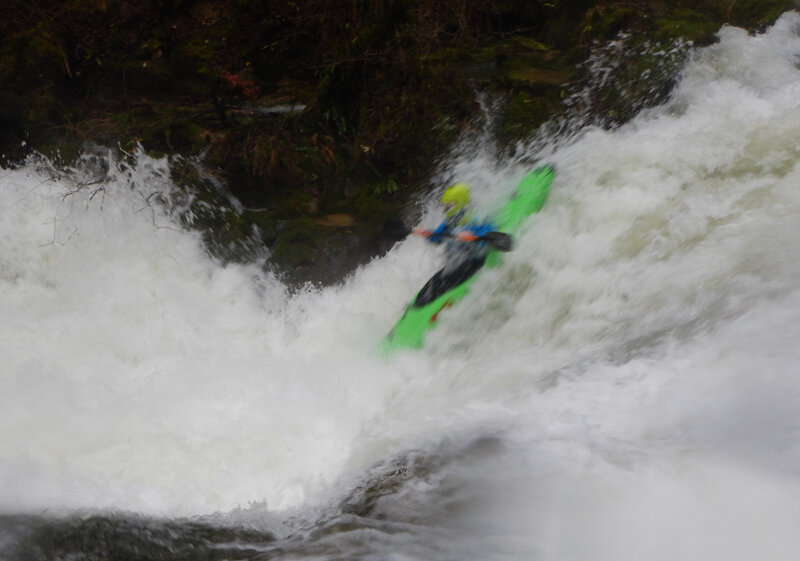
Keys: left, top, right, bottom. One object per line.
{"left": 382, "top": 181, "right": 505, "bottom": 254}
{"left": 425, "top": 182, "right": 494, "bottom": 271}
{"left": 407, "top": 183, "right": 499, "bottom": 305}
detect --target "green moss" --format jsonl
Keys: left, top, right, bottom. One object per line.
{"left": 580, "top": 5, "right": 646, "bottom": 43}
{"left": 271, "top": 217, "right": 318, "bottom": 268}
{"left": 512, "top": 37, "right": 551, "bottom": 52}
{"left": 728, "top": 0, "right": 796, "bottom": 29}
{"left": 501, "top": 64, "right": 570, "bottom": 89}
{"left": 653, "top": 9, "right": 719, "bottom": 43}
{"left": 36, "top": 143, "right": 82, "bottom": 166}
{"left": 495, "top": 32, "right": 571, "bottom": 94}
{"left": 501, "top": 90, "right": 560, "bottom": 139}
{"left": 242, "top": 208, "right": 279, "bottom": 244}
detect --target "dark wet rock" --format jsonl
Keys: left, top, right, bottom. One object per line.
{"left": 0, "top": 514, "right": 275, "bottom": 561}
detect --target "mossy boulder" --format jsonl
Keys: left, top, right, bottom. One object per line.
{"left": 269, "top": 216, "right": 382, "bottom": 286}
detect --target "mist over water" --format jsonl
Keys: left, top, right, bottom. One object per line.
{"left": 3, "top": 11, "right": 800, "bottom": 560}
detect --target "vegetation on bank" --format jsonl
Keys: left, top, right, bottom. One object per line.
{"left": 1, "top": 0, "right": 795, "bottom": 285}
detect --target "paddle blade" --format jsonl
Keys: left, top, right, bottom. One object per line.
{"left": 481, "top": 231, "right": 513, "bottom": 251}
{"left": 382, "top": 219, "right": 412, "bottom": 240}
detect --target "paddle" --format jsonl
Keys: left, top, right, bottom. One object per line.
{"left": 412, "top": 229, "right": 513, "bottom": 252}
{"left": 382, "top": 219, "right": 413, "bottom": 240}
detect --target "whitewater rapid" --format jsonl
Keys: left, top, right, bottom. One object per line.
{"left": 3, "top": 11, "right": 800, "bottom": 561}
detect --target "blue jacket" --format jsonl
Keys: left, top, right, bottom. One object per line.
{"left": 427, "top": 210, "right": 495, "bottom": 266}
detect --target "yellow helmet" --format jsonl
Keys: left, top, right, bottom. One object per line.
{"left": 440, "top": 182, "right": 470, "bottom": 216}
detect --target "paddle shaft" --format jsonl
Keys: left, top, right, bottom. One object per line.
{"left": 412, "top": 229, "right": 512, "bottom": 251}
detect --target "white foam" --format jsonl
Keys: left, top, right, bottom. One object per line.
{"left": 2, "top": 17, "right": 800, "bottom": 561}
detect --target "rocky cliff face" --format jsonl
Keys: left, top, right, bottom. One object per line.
{"left": 2, "top": 0, "right": 794, "bottom": 285}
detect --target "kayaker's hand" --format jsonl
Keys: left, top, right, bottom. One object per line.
{"left": 455, "top": 232, "right": 479, "bottom": 242}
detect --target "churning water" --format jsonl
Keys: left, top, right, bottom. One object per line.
{"left": 3, "top": 11, "right": 800, "bottom": 561}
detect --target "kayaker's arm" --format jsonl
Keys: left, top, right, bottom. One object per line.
{"left": 381, "top": 219, "right": 512, "bottom": 251}
{"left": 412, "top": 229, "right": 513, "bottom": 251}
{"left": 380, "top": 220, "right": 449, "bottom": 243}
{"left": 423, "top": 221, "right": 450, "bottom": 244}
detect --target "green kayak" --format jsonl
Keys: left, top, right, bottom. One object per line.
{"left": 380, "top": 165, "right": 554, "bottom": 355}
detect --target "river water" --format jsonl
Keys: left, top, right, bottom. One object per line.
{"left": 3, "top": 11, "right": 800, "bottom": 561}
